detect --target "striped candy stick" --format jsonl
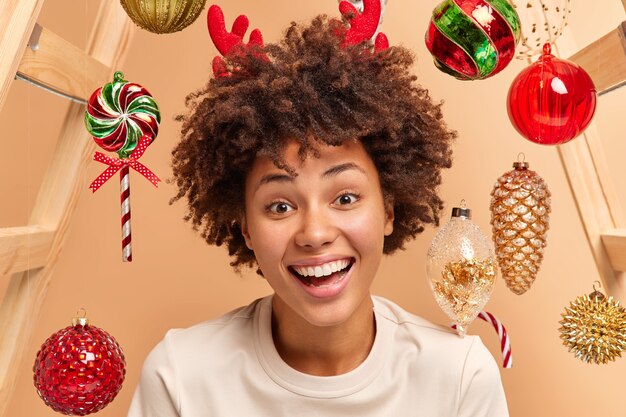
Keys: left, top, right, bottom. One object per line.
{"left": 89, "top": 134, "right": 160, "bottom": 261}
{"left": 120, "top": 164, "right": 132, "bottom": 262}
{"left": 453, "top": 311, "right": 512, "bottom": 368}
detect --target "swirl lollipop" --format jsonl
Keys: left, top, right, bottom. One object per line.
{"left": 85, "top": 71, "right": 161, "bottom": 262}
{"left": 85, "top": 71, "right": 160, "bottom": 157}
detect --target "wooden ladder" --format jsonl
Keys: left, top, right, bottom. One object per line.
{"left": 0, "top": 1, "right": 624, "bottom": 416}
{"left": 0, "top": 1, "right": 133, "bottom": 414}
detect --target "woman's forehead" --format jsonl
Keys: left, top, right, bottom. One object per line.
{"left": 253, "top": 139, "right": 372, "bottom": 173}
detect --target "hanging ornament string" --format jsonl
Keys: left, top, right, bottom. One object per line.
{"left": 453, "top": 311, "right": 513, "bottom": 368}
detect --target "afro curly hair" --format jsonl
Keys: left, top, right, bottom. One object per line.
{"left": 171, "top": 15, "right": 455, "bottom": 273}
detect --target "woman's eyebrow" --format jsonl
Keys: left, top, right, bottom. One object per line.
{"left": 255, "top": 162, "right": 366, "bottom": 192}
{"left": 256, "top": 173, "right": 293, "bottom": 191}
{"left": 321, "top": 162, "right": 366, "bottom": 179}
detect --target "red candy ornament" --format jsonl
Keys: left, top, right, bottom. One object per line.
{"left": 507, "top": 43, "right": 597, "bottom": 145}
{"left": 33, "top": 312, "right": 125, "bottom": 415}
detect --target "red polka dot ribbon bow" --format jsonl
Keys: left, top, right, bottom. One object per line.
{"left": 89, "top": 134, "right": 160, "bottom": 192}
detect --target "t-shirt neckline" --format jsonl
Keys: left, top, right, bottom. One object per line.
{"left": 253, "top": 295, "right": 392, "bottom": 398}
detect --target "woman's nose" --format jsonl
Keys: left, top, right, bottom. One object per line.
{"left": 294, "top": 207, "right": 338, "bottom": 249}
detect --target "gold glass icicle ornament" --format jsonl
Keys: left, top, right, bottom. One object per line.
{"left": 490, "top": 156, "right": 550, "bottom": 295}
{"left": 559, "top": 282, "right": 626, "bottom": 365}
{"left": 120, "top": 0, "right": 207, "bottom": 34}
{"left": 426, "top": 202, "right": 497, "bottom": 336}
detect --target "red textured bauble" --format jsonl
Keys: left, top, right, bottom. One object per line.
{"left": 33, "top": 316, "right": 125, "bottom": 415}
{"left": 507, "top": 43, "right": 597, "bottom": 145}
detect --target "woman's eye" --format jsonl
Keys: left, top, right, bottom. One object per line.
{"left": 334, "top": 193, "right": 360, "bottom": 205}
{"left": 266, "top": 201, "right": 293, "bottom": 214}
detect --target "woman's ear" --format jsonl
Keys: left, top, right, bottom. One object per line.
{"left": 241, "top": 215, "right": 254, "bottom": 250}
{"left": 384, "top": 199, "right": 394, "bottom": 236}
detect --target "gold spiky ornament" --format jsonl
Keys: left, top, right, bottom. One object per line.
{"left": 559, "top": 283, "right": 626, "bottom": 365}
{"left": 490, "top": 156, "right": 551, "bottom": 294}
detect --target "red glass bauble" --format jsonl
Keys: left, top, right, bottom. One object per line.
{"left": 507, "top": 44, "right": 597, "bottom": 145}
{"left": 33, "top": 316, "right": 125, "bottom": 415}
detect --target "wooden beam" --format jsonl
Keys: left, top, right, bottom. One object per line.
{"left": 0, "top": 2, "right": 133, "bottom": 415}
{"left": 602, "top": 229, "right": 626, "bottom": 272}
{"left": 569, "top": 22, "right": 626, "bottom": 95}
{"left": 557, "top": 138, "right": 625, "bottom": 301}
{"left": 17, "top": 24, "right": 111, "bottom": 102}
{"left": 0, "top": 0, "right": 45, "bottom": 113}
{"left": 0, "top": 226, "right": 54, "bottom": 275}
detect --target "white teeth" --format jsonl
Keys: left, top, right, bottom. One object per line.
{"left": 292, "top": 259, "right": 350, "bottom": 278}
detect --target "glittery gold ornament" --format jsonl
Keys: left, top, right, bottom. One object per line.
{"left": 427, "top": 203, "right": 497, "bottom": 336}
{"left": 433, "top": 258, "right": 497, "bottom": 333}
{"left": 120, "top": 0, "right": 207, "bottom": 34}
{"left": 490, "top": 157, "right": 550, "bottom": 295}
{"left": 559, "top": 283, "right": 626, "bottom": 365}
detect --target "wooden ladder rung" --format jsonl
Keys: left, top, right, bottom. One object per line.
{"left": 0, "top": 225, "right": 54, "bottom": 275}
{"left": 602, "top": 229, "right": 626, "bottom": 272}
{"left": 569, "top": 21, "right": 626, "bottom": 95}
{"left": 17, "top": 24, "right": 111, "bottom": 102}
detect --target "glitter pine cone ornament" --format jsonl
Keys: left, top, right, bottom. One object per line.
{"left": 490, "top": 157, "right": 550, "bottom": 295}
{"left": 559, "top": 283, "right": 626, "bottom": 365}
{"left": 33, "top": 311, "right": 126, "bottom": 415}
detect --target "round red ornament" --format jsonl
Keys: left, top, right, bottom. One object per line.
{"left": 507, "top": 43, "right": 597, "bottom": 145}
{"left": 33, "top": 313, "right": 125, "bottom": 415}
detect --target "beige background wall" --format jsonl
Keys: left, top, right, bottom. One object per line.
{"left": 2, "top": 0, "right": 625, "bottom": 415}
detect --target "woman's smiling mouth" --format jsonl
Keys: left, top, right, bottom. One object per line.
{"left": 288, "top": 258, "right": 355, "bottom": 295}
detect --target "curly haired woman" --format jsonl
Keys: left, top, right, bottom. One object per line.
{"left": 128, "top": 7, "right": 508, "bottom": 417}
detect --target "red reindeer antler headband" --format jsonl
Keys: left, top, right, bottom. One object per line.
{"left": 207, "top": 1, "right": 389, "bottom": 78}
{"left": 339, "top": 0, "right": 389, "bottom": 51}
{"left": 207, "top": 5, "right": 265, "bottom": 77}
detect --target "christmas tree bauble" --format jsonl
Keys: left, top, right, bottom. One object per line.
{"left": 425, "top": 0, "right": 521, "bottom": 80}
{"left": 33, "top": 314, "right": 126, "bottom": 415}
{"left": 507, "top": 43, "right": 597, "bottom": 145}
{"left": 490, "top": 159, "right": 551, "bottom": 295}
{"left": 427, "top": 204, "right": 497, "bottom": 336}
{"left": 120, "top": 0, "right": 207, "bottom": 34}
{"left": 559, "top": 286, "right": 626, "bottom": 365}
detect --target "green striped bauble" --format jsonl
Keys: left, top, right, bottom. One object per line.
{"left": 425, "top": 0, "right": 520, "bottom": 80}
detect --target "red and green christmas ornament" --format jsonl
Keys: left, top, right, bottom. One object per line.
{"left": 425, "top": 0, "right": 521, "bottom": 80}
{"left": 84, "top": 71, "right": 161, "bottom": 262}
{"left": 85, "top": 71, "right": 160, "bottom": 158}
